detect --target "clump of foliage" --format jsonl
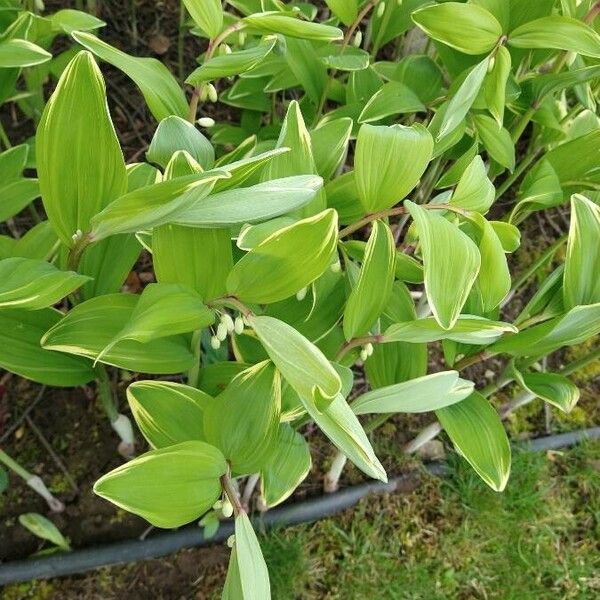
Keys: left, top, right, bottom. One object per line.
{"left": 1, "top": 0, "right": 600, "bottom": 597}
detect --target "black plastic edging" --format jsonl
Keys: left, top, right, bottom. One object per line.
{"left": 0, "top": 426, "right": 598, "bottom": 585}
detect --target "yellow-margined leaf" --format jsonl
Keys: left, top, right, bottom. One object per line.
{"left": 412, "top": 2, "right": 502, "bottom": 55}
{"left": 406, "top": 200, "right": 481, "bottom": 329}
{"left": 94, "top": 441, "right": 226, "bottom": 528}
{"left": 343, "top": 220, "right": 396, "bottom": 340}
{"left": 36, "top": 51, "right": 127, "bottom": 247}
{"left": 250, "top": 315, "right": 341, "bottom": 410}
{"left": 182, "top": 0, "right": 223, "bottom": 38}
{"left": 355, "top": 123, "right": 433, "bottom": 212}
{"left": 204, "top": 361, "right": 281, "bottom": 476}
{"left": 563, "top": 194, "right": 600, "bottom": 309}
{"left": 127, "top": 380, "right": 212, "bottom": 448}
{"left": 436, "top": 392, "right": 511, "bottom": 492}
{"left": 352, "top": 371, "right": 474, "bottom": 415}
{"left": 226, "top": 209, "right": 338, "bottom": 304}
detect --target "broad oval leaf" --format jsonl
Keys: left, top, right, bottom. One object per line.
{"left": 492, "top": 303, "right": 600, "bottom": 357}
{"left": 251, "top": 315, "right": 341, "bottom": 410}
{"left": 508, "top": 16, "right": 600, "bottom": 58}
{"left": 514, "top": 370, "right": 580, "bottom": 414}
{"left": 243, "top": 12, "right": 343, "bottom": 41}
{"left": 406, "top": 201, "right": 481, "bottom": 330}
{"left": 305, "top": 392, "right": 387, "bottom": 481}
{"left": 343, "top": 220, "right": 396, "bottom": 340}
{"left": 437, "top": 56, "right": 489, "bottom": 140}
{"left": 449, "top": 156, "right": 494, "bottom": 214}
{"left": 94, "top": 283, "right": 214, "bottom": 363}
{"left": 127, "top": 380, "right": 211, "bottom": 448}
{"left": 41, "top": 293, "right": 194, "bottom": 374}
{"left": 563, "top": 194, "right": 600, "bottom": 309}
{"left": 182, "top": 0, "right": 223, "bottom": 38}
{"left": 358, "top": 81, "right": 425, "bottom": 123}
{"left": 352, "top": 371, "right": 474, "bottom": 415}
{"left": 90, "top": 170, "right": 228, "bottom": 240}
{"left": 0, "top": 39, "right": 51, "bottom": 67}
{"left": 186, "top": 37, "right": 277, "bottom": 85}
{"left": 204, "top": 361, "right": 281, "bottom": 476}
{"left": 355, "top": 123, "right": 433, "bottom": 212}
{"left": 412, "top": 2, "right": 502, "bottom": 55}
{"left": 0, "top": 308, "right": 95, "bottom": 386}
{"left": 234, "top": 512, "right": 271, "bottom": 600}
{"left": 18, "top": 513, "right": 70, "bottom": 551}
{"left": 72, "top": 32, "right": 188, "bottom": 121}
{"left": 227, "top": 209, "right": 338, "bottom": 304}
{"left": 174, "top": 175, "right": 324, "bottom": 228}
{"left": 384, "top": 315, "right": 516, "bottom": 345}
{"left": 146, "top": 116, "right": 214, "bottom": 170}
{"left": 436, "top": 392, "right": 511, "bottom": 492}
{"left": 0, "top": 258, "right": 89, "bottom": 310}
{"left": 260, "top": 424, "right": 311, "bottom": 508}
{"left": 94, "top": 441, "right": 226, "bottom": 528}
{"left": 36, "top": 51, "right": 127, "bottom": 246}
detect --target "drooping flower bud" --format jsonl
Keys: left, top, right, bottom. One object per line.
{"left": 353, "top": 30, "right": 363, "bottom": 48}
{"left": 234, "top": 316, "right": 245, "bottom": 335}
{"left": 221, "top": 313, "right": 235, "bottom": 333}
{"left": 377, "top": 2, "right": 386, "bottom": 18}
{"left": 197, "top": 117, "right": 215, "bottom": 128}
{"left": 210, "top": 335, "right": 221, "bottom": 350}
{"left": 216, "top": 322, "right": 228, "bottom": 341}
{"left": 296, "top": 287, "right": 308, "bottom": 301}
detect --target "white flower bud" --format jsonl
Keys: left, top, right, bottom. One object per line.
{"left": 197, "top": 117, "right": 215, "bottom": 128}
{"left": 377, "top": 2, "right": 386, "bottom": 18}
{"left": 353, "top": 30, "right": 363, "bottom": 48}
{"left": 234, "top": 316, "right": 245, "bottom": 335}
{"left": 199, "top": 85, "right": 209, "bottom": 102}
{"left": 216, "top": 322, "right": 228, "bottom": 341}
{"left": 221, "top": 313, "right": 235, "bottom": 333}
{"left": 360, "top": 348, "right": 369, "bottom": 362}
{"left": 212, "top": 499, "right": 223, "bottom": 510}
{"left": 210, "top": 335, "right": 221, "bottom": 350}
{"left": 221, "top": 499, "right": 234, "bottom": 518}
{"left": 330, "top": 260, "right": 341, "bottom": 273}
{"left": 366, "top": 343, "right": 374, "bottom": 356}
{"left": 207, "top": 84, "right": 218, "bottom": 103}
{"left": 296, "top": 287, "right": 308, "bottom": 301}
{"left": 227, "top": 534, "right": 235, "bottom": 548}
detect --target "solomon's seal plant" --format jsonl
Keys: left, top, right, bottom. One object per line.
{"left": 1, "top": 0, "right": 600, "bottom": 596}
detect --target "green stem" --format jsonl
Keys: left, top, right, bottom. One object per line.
{"left": 220, "top": 471, "right": 244, "bottom": 516}
{"left": 209, "top": 296, "right": 253, "bottom": 318}
{"left": 338, "top": 203, "right": 471, "bottom": 238}
{"left": 67, "top": 234, "right": 92, "bottom": 272}
{"left": 187, "top": 330, "right": 203, "bottom": 388}
{"left": 0, "top": 448, "right": 31, "bottom": 480}
{"left": 0, "top": 121, "right": 11, "bottom": 149}
{"left": 335, "top": 334, "right": 383, "bottom": 362}
{"left": 178, "top": 1, "right": 185, "bottom": 84}
{"left": 495, "top": 149, "right": 540, "bottom": 201}
{"left": 187, "top": 22, "right": 245, "bottom": 123}
{"left": 313, "top": 0, "right": 380, "bottom": 125}
{"left": 94, "top": 365, "right": 119, "bottom": 423}
{"left": 504, "top": 234, "right": 567, "bottom": 303}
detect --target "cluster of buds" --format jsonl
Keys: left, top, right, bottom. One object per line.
{"left": 200, "top": 83, "right": 218, "bottom": 103}
{"left": 210, "top": 311, "right": 245, "bottom": 349}
{"left": 359, "top": 342, "right": 374, "bottom": 362}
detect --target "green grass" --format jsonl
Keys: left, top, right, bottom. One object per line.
{"left": 260, "top": 441, "right": 600, "bottom": 599}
